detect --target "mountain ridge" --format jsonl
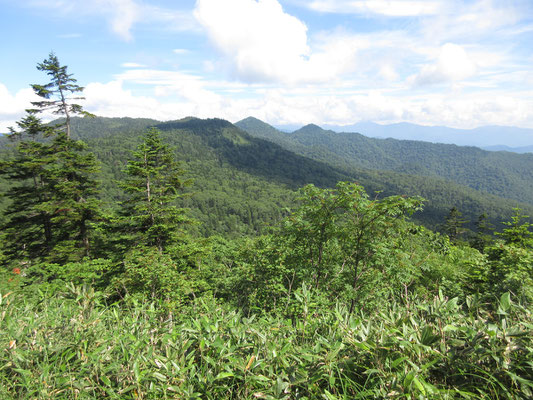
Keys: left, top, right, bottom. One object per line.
{"left": 3, "top": 115, "right": 532, "bottom": 235}
{"left": 236, "top": 116, "right": 533, "bottom": 207}
{"left": 268, "top": 120, "right": 533, "bottom": 149}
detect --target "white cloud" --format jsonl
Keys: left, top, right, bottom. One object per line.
{"left": 30, "top": 0, "right": 141, "bottom": 40}
{"left": 3, "top": 75, "right": 533, "bottom": 136}
{"left": 121, "top": 62, "right": 146, "bottom": 68}
{"left": 411, "top": 43, "right": 477, "bottom": 86}
{"left": 0, "top": 84, "right": 45, "bottom": 132}
{"left": 106, "top": 0, "right": 139, "bottom": 41}
{"left": 83, "top": 81, "right": 169, "bottom": 118}
{"left": 83, "top": 71, "right": 533, "bottom": 130}
{"left": 195, "top": 0, "right": 309, "bottom": 83}
{"left": 420, "top": 0, "right": 522, "bottom": 42}
{"left": 81, "top": 78, "right": 252, "bottom": 122}
{"left": 194, "top": 0, "right": 362, "bottom": 84}
{"left": 306, "top": 0, "right": 443, "bottom": 17}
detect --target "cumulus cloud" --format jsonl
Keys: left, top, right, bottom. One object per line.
{"left": 194, "top": 0, "right": 309, "bottom": 83}
{"left": 3, "top": 74, "right": 533, "bottom": 135}
{"left": 81, "top": 69, "right": 533, "bottom": 130}
{"left": 0, "top": 84, "right": 44, "bottom": 132}
{"left": 194, "top": 0, "right": 360, "bottom": 84}
{"left": 6, "top": 0, "right": 532, "bottom": 133}
{"left": 411, "top": 43, "right": 477, "bottom": 86}
{"left": 83, "top": 81, "right": 169, "bottom": 118}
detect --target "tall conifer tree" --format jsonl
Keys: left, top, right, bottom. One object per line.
{"left": 119, "top": 128, "right": 192, "bottom": 252}
{"left": 31, "top": 52, "right": 92, "bottom": 139}
{"left": 0, "top": 54, "right": 101, "bottom": 264}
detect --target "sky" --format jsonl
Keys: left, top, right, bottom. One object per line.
{"left": 1, "top": 0, "right": 533, "bottom": 133}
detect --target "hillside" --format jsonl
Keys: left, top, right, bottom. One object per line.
{"left": 62, "top": 117, "right": 533, "bottom": 230}
{"left": 3, "top": 116, "right": 532, "bottom": 235}
{"left": 236, "top": 117, "right": 533, "bottom": 207}
{"left": 65, "top": 116, "right": 351, "bottom": 236}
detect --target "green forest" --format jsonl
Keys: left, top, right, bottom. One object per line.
{"left": 0, "top": 55, "right": 532, "bottom": 399}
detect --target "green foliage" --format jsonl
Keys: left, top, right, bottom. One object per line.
{"left": 31, "top": 52, "right": 94, "bottom": 138}
{"left": 117, "top": 247, "right": 185, "bottom": 302}
{"left": 470, "top": 213, "right": 494, "bottom": 252}
{"left": 1, "top": 58, "right": 533, "bottom": 400}
{"left": 1, "top": 121, "right": 101, "bottom": 264}
{"left": 118, "top": 127, "right": 192, "bottom": 251}
{"left": 0, "top": 55, "right": 101, "bottom": 265}
{"left": 443, "top": 206, "right": 468, "bottom": 243}
{"left": 231, "top": 183, "right": 430, "bottom": 314}
{"left": 496, "top": 208, "right": 533, "bottom": 247}
{"left": 4, "top": 115, "right": 532, "bottom": 236}
{"left": 0, "top": 286, "right": 531, "bottom": 399}
{"left": 237, "top": 117, "right": 533, "bottom": 208}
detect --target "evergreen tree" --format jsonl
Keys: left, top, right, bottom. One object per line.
{"left": 470, "top": 213, "right": 494, "bottom": 252}
{"left": 443, "top": 206, "right": 468, "bottom": 243}
{"left": 0, "top": 54, "right": 101, "bottom": 264}
{"left": 0, "top": 112, "right": 56, "bottom": 262}
{"left": 118, "top": 128, "right": 192, "bottom": 252}
{"left": 31, "top": 52, "right": 93, "bottom": 139}
{"left": 45, "top": 133, "right": 101, "bottom": 260}
{"left": 496, "top": 208, "right": 532, "bottom": 247}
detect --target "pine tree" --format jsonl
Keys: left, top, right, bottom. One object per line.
{"left": 470, "top": 213, "right": 494, "bottom": 252}
{"left": 46, "top": 133, "right": 101, "bottom": 260}
{"left": 496, "top": 208, "right": 533, "bottom": 247}
{"left": 1, "top": 112, "right": 57, "bottom": 262}
{"left": 0, "top": 54, "right": 101, "bottom": 264}
{"left": 118, "top": 128, "right": 192, "bottom": 252}
{"left": 443, "top": 206, "right": 468, "bottom": 243}
{"left": 30, "top": 52, "right": 93, "bottom": 139}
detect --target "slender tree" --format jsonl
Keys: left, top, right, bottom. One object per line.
{"left": 30, "top": 52, "right": 93, "bottom": 139}
{"left": 443, "top": 206, "right": 468, "bottom": 243}
{"left": 119, "top": 128, "right": 192, "bottom": 252}
{"left": 278, "top": 182, "right": 423, "bottom": 314}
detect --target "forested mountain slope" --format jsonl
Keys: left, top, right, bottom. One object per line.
{"left": 236, "top": 117, "right": 533, "bottom": 206}
{"left": 68, "top": 116, "right": 533, "bottom": 230}
{"left": 2, "top": 116, "right": 532, "bottom": 234}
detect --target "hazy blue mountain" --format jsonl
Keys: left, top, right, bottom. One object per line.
{"left": 281, "top": 121, "right": 533, "bottom": 148}
{"left": 482, "top": 144, "right": 533, "bottom": 153}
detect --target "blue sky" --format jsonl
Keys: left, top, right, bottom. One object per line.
{"left": 1, "top": 0, "right": 533, "bottom": 133}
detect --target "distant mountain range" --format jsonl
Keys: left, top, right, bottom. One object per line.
{"left": 273, "top": 121, "right": 533, "bottom": 150}
{"left": 3, "top": 119, "right": 532, "bottom": 151}
{"left": 481, "top": 144, "right": 533, "bottom": 153}
{"left": 2, "top": 116, "right": 532, "bottom": 234}
{"left": 236, "top": 116, "right": 533, "bottom": 208}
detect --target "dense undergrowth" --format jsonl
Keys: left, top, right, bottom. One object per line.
{"left": 1, "top": 283, "right": 531, "bottom": 399}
